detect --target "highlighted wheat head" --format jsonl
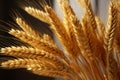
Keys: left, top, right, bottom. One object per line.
{"left": 0, "top": 0, "right": 120, "bottom": 80}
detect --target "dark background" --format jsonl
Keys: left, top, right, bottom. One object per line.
{"left": 0, "top": 0, "right": 54, "bottom": 80}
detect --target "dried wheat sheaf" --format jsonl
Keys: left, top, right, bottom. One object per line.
{"left": 0, "top": 0, "right": 120, "bottom": 80}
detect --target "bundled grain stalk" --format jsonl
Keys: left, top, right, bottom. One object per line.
{"left": 0, "top": 0, "right": 120, "bottom": 80}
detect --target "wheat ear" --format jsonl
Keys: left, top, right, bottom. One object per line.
{"left": 104, "top": 2, "right": 119, "bottom": 80}
{"left": 1, "top": 58, "right": 34, "bottom": 69}
{"left": 1, "top": 58, "right": 61, "bottom": 75}
{"left": 24, "top": 7, "right": 50, "bottom": 24}
{"left": 114, "top": 0, "right": 120, "bottom": 56}
{"left": 16, "top": 17, "right": 41, "bottom": 39}
{"left": 1, "top": 46, "right": 57, "bottom": 60}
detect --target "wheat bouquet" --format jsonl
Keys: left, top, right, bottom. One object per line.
{"left": 0, "top": 0, "right": 120, "bottom": 80}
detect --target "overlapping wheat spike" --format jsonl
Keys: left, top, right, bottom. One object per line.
{"left": 0, "top": 0, "right": 120, "bottom": 80}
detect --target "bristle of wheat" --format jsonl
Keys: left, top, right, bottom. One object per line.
{"left": 24, "top": 7, "right": 50, "bottom": 24}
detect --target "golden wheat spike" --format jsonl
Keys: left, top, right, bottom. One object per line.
{"left": 24, "top": 6, "right": 50, "bottom": 24}
{"left": 104, "top": 1, "right": 119, "bottom": 80}
{"left": 1, "top": 58, "right": 56, "bottom": 69}
{"left": 9, "top": 29, "right": 67, "bottom": 62}
{"left": 16, "top": 17, "right": 41, "bottom": 39}
{"left": 57, "top": 0, "right": 81, "bottom": 59}
{"left": 78, "top": 0, "right": 105, "bottom": 59}
{"left": 1, "top": 58, "right": 31, "bottom": 69}
{"left": 57, "top": 0, "right": 75, "bottom": 34}
{"left": 1, "top": 46, "right": 57, "bottom": 60}
{"left": 114, "top": 1, "right": 120, "bottom": 56}
{"left": 72, "top": 21, "right": 92, "bottom": 60}
{"left": 78, "top": 0, "right": 96, "bottom": 30}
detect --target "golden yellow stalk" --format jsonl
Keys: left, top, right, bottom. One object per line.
{"left": 24, "top": 6, "right": 50, "bottom": 24}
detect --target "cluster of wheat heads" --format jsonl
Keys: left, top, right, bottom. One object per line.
{"left": 0, "top": 0, "right": 120, "bottom": 80}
